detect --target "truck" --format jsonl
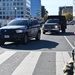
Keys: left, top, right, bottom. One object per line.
{"left": 42, "top": 15, "right": 67, "bottom": 34}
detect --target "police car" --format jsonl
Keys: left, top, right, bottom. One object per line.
{"left": 0, "top": 18, "right": 41, "bottom": 45}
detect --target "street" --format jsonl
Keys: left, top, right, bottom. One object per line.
{"left": 0, "top": 25, "right": 75, "bottom": 75}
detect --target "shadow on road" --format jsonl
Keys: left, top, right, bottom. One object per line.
{"left": 45, "top": 32, "right": 75, "bottom": 36}
{"left": 0, "top": 40, "right": 59, "bottom": 51}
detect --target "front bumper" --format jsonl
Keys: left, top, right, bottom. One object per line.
{"left": 42, "top": 28, "right": 59, "bottom": 32}
{"left": 0, "top": 33, "right": 24, "bottom": 42}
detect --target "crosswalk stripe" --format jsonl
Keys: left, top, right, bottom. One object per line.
{"left": 11, "top": 51, "right": 42, "bottom": 75}
{"left": 56, "top": 52, "right": 70, "bottom": 75}
{"left": 62, "top": 52, "right": 70, "bottom": 63}
{"left": 0, "top": 51, "right": 17, "bottom": 65}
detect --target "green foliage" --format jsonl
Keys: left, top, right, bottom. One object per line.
{"left": 65, "top": 13, "right": 73, "bottom": 21}
{"left": 63, "top": 13, "right": 73, "bottom": 21}
{"left": 43, "top": 14, "right": 48, "bottom": 21}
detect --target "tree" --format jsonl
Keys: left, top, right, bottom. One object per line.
{"left": 62, "top": 13, "right": 73, "bottom": 21}
{"left": 43, "top": 14, "right": 48, "bottom": 21}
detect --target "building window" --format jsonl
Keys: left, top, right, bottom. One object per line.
{"left": 3, "top": 16, "right": 5, "bottom": 19}
{"left": 10, "top": 11, "right": 12, "bottom": 14}
{"left": 7, "top": 3, "right": 9, "bottom": 6}
{"left": 0, "top": 12, "right": 2, "bottom": 14}
{"left": 26, "top": 7, "right": 30, "bottom": 11}
{"left": 21, "top": 7, "right": 23, "bottom": 10}
{"left": 3, "top": 12, "right": 5, "bottom": 14}
{"left": 0, "top": 16, "right": 2, "bottom": 19}
{"left": 10, "top": 3, "right": 13, "bottom": 6}
{"left": 17, "top": 7, "right": 20, "bottom": 10}
{"left": 21, "top": 2, "right": 23, "bottom": 5}
{"left": 21, "top": 16, "right": 23, "bottom": 17}
{"left": 17, "top": 2, "right": 19, "bottom": 5}
{"left": 3, "top": 7, "right": 5, "bottom": 10}
{"left": 21, "top": 11, "right": 23, "bottom": 14}
{"left": 0, "top": 8, "right": 2, "bottom": 10}
{"left": 3, "top": 3, "right": 5, "bottom": 6}
{"left": 13, "top": 2, "right": 16, "bottom": 6}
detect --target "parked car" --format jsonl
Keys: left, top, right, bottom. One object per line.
{"left": 67, "top": 21, "right": 75, "bottom": 25}
{"left": 0, "top": 18, "right": 41, "bottom": 45}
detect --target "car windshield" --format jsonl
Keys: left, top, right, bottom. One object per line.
{"left": 46, "top": 19, "right": 59, "bottom": 24}
{"left": 8, "top": 20, "right": 28, "bottom": 26}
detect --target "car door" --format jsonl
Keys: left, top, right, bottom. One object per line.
{"left": 33, "top": 20, "right": 39, "bottom": 37}
{"left": 27, "top": 20, "right": 35, "bottom": 38}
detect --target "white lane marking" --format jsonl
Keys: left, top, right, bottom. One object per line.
{"left": 56, "top": 52, "right": 70, "bottom": 75}
{"left": 0, "top": 51, "right": 16, "bottom": 65}
{"left": 11, "top": 51, "right": 42, "bottom": 75}
{"left": 64, "top": 36, "right": 75, "bottom": 49}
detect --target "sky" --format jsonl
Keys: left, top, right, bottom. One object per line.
{"left": 41, "top": 0, "right": 73, "bottom": 15}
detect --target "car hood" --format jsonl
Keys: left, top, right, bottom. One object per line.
{"left": 0, "top": 25, "right": 26, "bottom": 29}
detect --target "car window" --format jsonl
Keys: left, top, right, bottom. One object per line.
{"left": 8, "top": 20, "right": 28, "bottom": 26}
{"left": 32, "top": 20, "right": 39, "bottom": 25}
{"left": 46, "top": 19, "right": 59, "bottom": 23}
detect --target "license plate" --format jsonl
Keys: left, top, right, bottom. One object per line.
{"left": 4, "top": 35, "right": 10, "bottom": 38}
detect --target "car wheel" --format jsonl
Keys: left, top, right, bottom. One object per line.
{"left": 36, "top": 32, "right": 41, "bottom": 40}
{"left": 43, "top": 31, "right": 45, "bottom": 34}
{"left": 23, "top": 34, "right": 28, "bottom": 44}
{"left": 0, "top": 41, "right": 5, "bottom": 45}
{"left": 62, "top": 29, "right": 65, "bottom": 33}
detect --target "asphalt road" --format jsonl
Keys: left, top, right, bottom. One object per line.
{"left": 0, "top": 25, "right": 75, "bottom": 75}
{"left": 0, "top": 25, "right": 75, "bottom": 52}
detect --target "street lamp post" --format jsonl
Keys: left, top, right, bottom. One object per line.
{"left": 15, "top": 7, "right": 17, "bottom": 18}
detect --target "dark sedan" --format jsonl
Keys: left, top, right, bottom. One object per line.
{"left": 0, "top": 18, "right": 41, "bottom": 45}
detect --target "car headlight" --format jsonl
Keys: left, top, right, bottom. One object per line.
{"left": 16, "top": 30, "right": 24, "bottom": 33}
{"left": 55, "top": 25, "right": 58, "bottom": 28}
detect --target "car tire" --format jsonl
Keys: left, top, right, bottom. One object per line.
{"left": 0, "top": 41, "right": 5, "bottom": 45}
{"left": 43, "top": 31, "right": 45, "bottom": 34}
{"left": 23, "top": 34, "right": 28, "bottom": 44}
{"left": 62, "top": 29, "right": 65, "bottom": 33}
{"left": 35, "top": 32, "right": 41, "bottom": 40}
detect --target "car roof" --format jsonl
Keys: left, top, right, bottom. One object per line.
{"left": 13, "top": 18, "right": 38, "bottom": 21}
{"left": 14, "top": 18, "right": 29, "bottom": 20}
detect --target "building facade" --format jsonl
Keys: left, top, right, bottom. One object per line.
{"left": 59, "top": 6, "right": 73, "bottom": 15}
{"left": 41, "top": 6, "right": 46, "bottom": 17}
{"left": 0, "top": 0, "right": 31, "bottom": 19}
{"left": 73, "top": 0, "right": 75, "bottom": 17}
{"left": 41, "top": 6, "right": 48, "bottom": 18}
{"left": 31, "top": 0, "right": 41, "bottom": 19}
